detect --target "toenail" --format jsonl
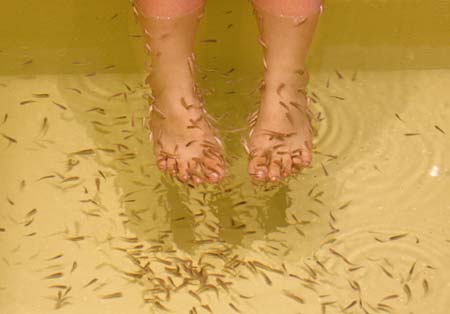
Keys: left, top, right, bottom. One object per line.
{"left": 270, "top": 176, "right": 279, "bottom": 181}
{"left": 256, "top": 170, "right": 264, "bottom": 176}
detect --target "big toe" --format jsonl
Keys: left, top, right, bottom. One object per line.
{"left": 248, "top": 154, "right": 268, "bottom": 182}
{"left": 157, "top": 157, "right": 167, "bottom": 171}
{"left": 177, "top": 160, "right": 189, "bottom": 182}
{"left": 202, "top": 157, "right": 224, "bottom": 183}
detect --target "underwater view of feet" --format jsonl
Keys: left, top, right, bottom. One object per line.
{"left": 1, "top": 0, "right": 450, "bottom": 313}
{"left": 135, "top": 0, "right": 321, "bottom": 185}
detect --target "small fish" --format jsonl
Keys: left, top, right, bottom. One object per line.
{"left": 37, "top": 175, "right": 55, "bottom": 181}
{"left": 200, "top": 39, "right": 218, "bottom": 43}
{"left": 44, "top": 272, "right": 64, "bottom": 279}
{"left": 66, "top": 236, "right": 85, "bottom": 242}
{"left": 62, "top": 176, "right": 79, "bottom": 183}
{"left": 100, "top": 292, "right": 123, "bottom": 299}
{"left": 379, "top": 265, "right": 394, "bottom": 279}
{"left": 65, "top": 88, "right": 82, "bottom": 94}
{"left": 330, "top": 95, "right": 345, "bottom": 100}
{"left": 1, "top": 133, "right": 17, "bottom": 144}
{"left": 320, "top": 162, "right": 329, "bottom": 176}
{"left": 228, "top": 303, "right": 241, "bottom": 313}
{"left": 47, "top": 254, "right": 63, "bottom": 261}
{"left": 110, "top": 13, "right": 118, "bottom": 20}
{"left": 103, "top": 65, "right": 115, "bottom": 70}
{"left": 381, "top": 294, "right": 399, "bottom": 301}
{"left": 70, "top": 261, "right": 77, "bottom": 273}
{"left": 404, "top": 133, "right": 420, "bottom": 136}
{"left": 406, "top": 262, "right": 416, "bottom": 281}
{"left": 434, "top": 125, "right": 445, "bottom": 134}
{"left": 343, "top": 300, "right": 357, "bottom": 310}
{"left": 52, "top": 101, "right": 67, "bottom": 110}
{"left": 83, "top": 278, "right": 98, "bottom": 288}
{"left": 282, "top": 290, "right": 305, "bottom": 304}
{"left": 395, "top": 113, "right": 404, "bottom": 122}
{"left": 335, "top": 70, "right": 343, "bottom": 79}
{"left": 352, "top": 71, "right": 357, "bottom": 81}
{"left": 70, "top": 149, "right": 96, "bottom": 156}
{"left": 2, "top": 114, "right": 7, "bottom": 124}
{"left": 26, "top": 208, "right": 37, "bottom": 217}
{"left": 226, "top": 24, "right": 233, "bottom": 29}
{"left": 423, "top": 279, "right": 429, "bottom": 296}
{"left": 32, "top": 93, "right": 50, "bottom": 98}
{"left": 403, "top": 284, "right": 412, "bottom": 302}
{"left": 20, "top": 100, "right": 37, "bottom": 105}
{"left": 329, "top": 248, "right": 354, "bottom": 265}
{"left": 389, "top": 233, "right": 408, "bottom": 241}
{"left": 22, "top": 59, "right": 33, "bottom": 65}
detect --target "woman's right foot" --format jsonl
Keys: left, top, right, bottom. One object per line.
{"left": 149, "top": 86, "right": 225, "bottom": 185}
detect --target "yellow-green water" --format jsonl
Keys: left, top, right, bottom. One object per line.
{"left": 1, "top": 1, "right": 450, "bottom": 313}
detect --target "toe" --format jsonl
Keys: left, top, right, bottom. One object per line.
{"left": 166, "top": 158, "right": 177, "bottom": 175}
{"left": 202, "top": 157, "right": 224, "bottom": 183}
{"left": 177, "top": 160, "right": 189, "bottom": 182}
{"left": 157, "top": 156, "right": 167, "bottom": 171}
{"left": 188, "top": 160, "right": 204, "bottom": 185}
{"left": 248, "top": 154, "right": 268, "bottom": 181}
{"left": 300, "top": 141, "right": 312, "bottom": 167}
{"left": 280, "top": 154, "right": 292, "bottom": 177}
{"left": 268, "top": 156, "right": 282, "bottom": 182}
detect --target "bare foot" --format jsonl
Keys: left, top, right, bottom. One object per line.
{"left": 149, "top": 86, "right": 225, "bottom": 185}
{"left": 246, "top": 72, "right": 313, "bottom": 182}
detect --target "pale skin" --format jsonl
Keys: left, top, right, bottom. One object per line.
{"left": 133, "top": 0, "right": 322, "bottom": 185}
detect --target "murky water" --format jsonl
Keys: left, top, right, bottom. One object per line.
{"left": 1, "top": 0, "right": 450, "bottom": 313}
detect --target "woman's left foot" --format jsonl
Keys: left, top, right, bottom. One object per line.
{"left": 247, "top": 73, "right": 313, "bottom": 182}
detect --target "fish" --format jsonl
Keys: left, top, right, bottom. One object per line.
{"left": 435, "top": 125, "right": 445, "bottom": 134}
{"left": 329, "top": 248, "right": 354, "bottom": 265}
{"left": 403, "top": 284, "right": 412, "bottom": 302}
{"left": 32, "top": 93, "right": 50, "bottom": 98}
{"left": 200, "top": 39, "right": 218, "bottom": 43}
{"left": 70, "top": 149, "right": 96, "bottom": 156}
{"left": 406, "top": 262, "right": 416, "bottom": 281}
{"left": 282, "top": 290, "right": 305, "bottom": 304}
{"left": 335, "top": 70, "right": 343, "bottom": 79}
{"left": 228, "top": 303, "right": 241, "bottom": 313}
{"left": 395, "top": 113, "right": 404, "bottom": 122}
{"left": 320, "top": 162, "right": 329, "bottom": 176}
{"left": 43, "top": 272, "right": 64, "bottom": 279}
{"left": 404, "top": 133, "right": 420, "bottom": 136}
{"left": 389, "top": 233, "right": 408, "bottom": 241}
{"left": 100, "top": 292, "right": 123, "bottom": 299}
{"left": 70, "top": 261, "right": 77, "bottom": 273}
{"left": 83, "top": 278, "right": 98, "bottom": 288}
{"left": 65, "top": 88, "right": 82, "bottom": 94}
{"left": 47, "top": 254, "right": 63, "bottom": 261}
{"left": 26, "top": 208, "right": 37, "bottom": 217}
{"left": 423, "top": 279, "right": 429, "bottom": 296}
{"left": 1, "top": 133, "right": 18, "bottom": 144}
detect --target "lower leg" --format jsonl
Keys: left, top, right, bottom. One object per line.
{"left": 133, "top": 0, "right": 225, "bottom": 185}
{"left": 247, "top": 0, "right": 321, "bottom": 182}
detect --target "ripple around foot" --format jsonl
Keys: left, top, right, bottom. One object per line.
{"left": 315, "top": 225, "right": 450, "bottom": 314}
{"left": 311, "top": 95, "right": 365, "bottom": 160}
